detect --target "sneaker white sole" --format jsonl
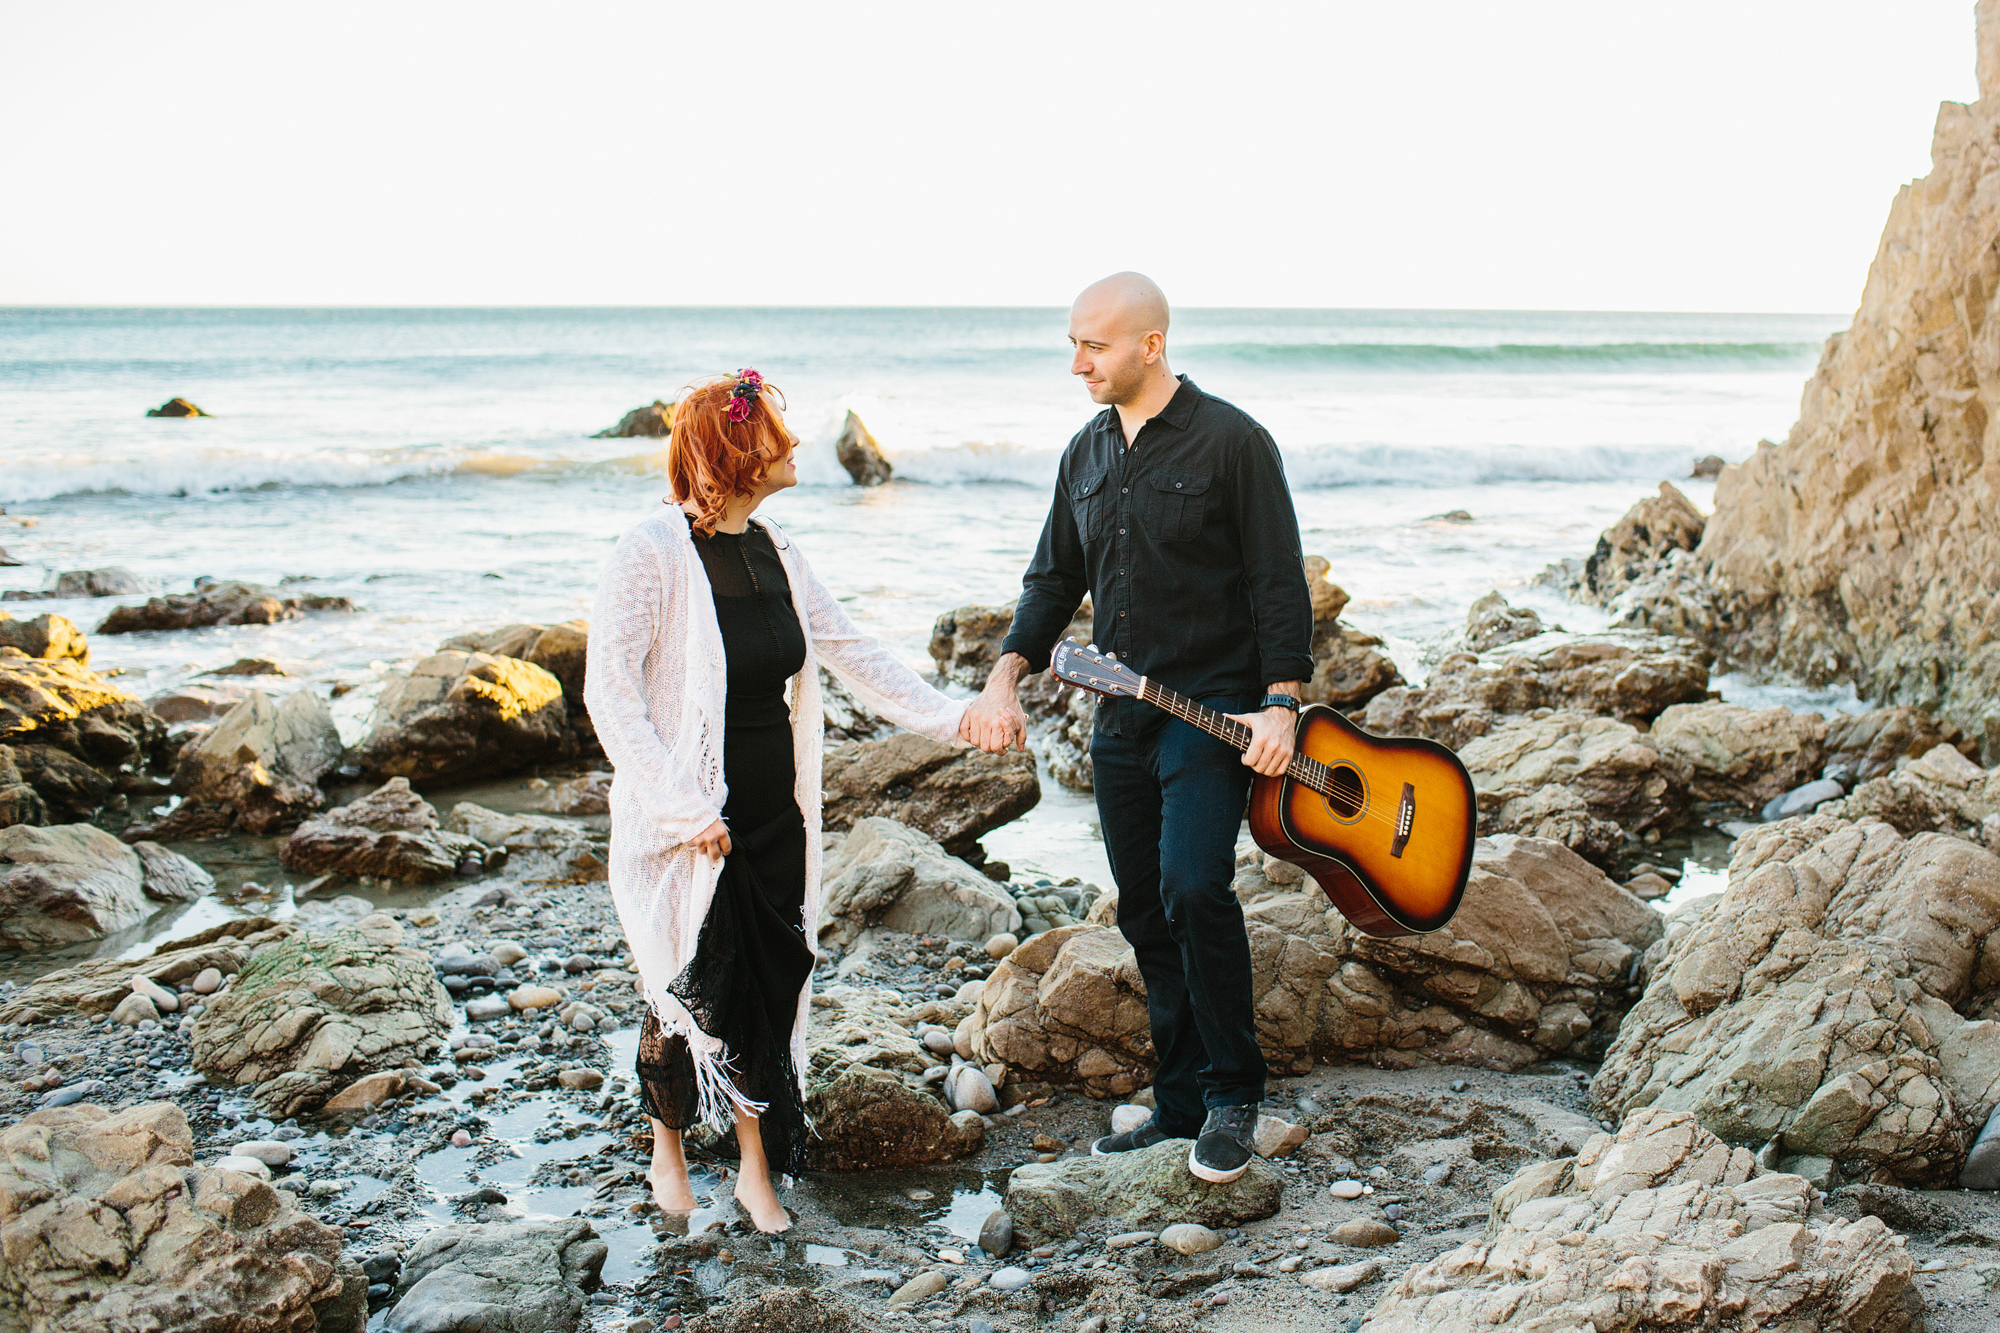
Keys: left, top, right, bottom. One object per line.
{"left": 1187, "top": 1144, "right": 1250, "bottom": 1183}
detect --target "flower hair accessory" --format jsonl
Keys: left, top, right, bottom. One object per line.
{"left": 726, "top": 367, "right": 764, "bottom": 423}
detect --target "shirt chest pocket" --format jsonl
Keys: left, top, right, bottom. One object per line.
{"left": 1143, "top": 470, "right": 1212, "bottom": 542}
{"left": 1071, "top": 469, "right": 1109, "bottom": 544}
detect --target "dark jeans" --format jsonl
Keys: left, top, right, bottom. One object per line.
{"left": 1092, "top": 696, "right": 1266, "bottom": 1137}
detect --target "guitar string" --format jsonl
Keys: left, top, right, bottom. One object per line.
{"left": 1128, "top": 677, "right": 1410, "bottom": 835}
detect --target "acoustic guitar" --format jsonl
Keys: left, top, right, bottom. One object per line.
{"left": 1049, "top": 639, "right": 1475, "bottom": 937}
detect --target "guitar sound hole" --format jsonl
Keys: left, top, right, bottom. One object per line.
{"left": 1324, "top": 764, "right": 1364, "bottom": 819}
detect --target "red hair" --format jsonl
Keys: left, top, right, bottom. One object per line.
{"left": 665, "top": 373, "right": 791, "bottom": 533}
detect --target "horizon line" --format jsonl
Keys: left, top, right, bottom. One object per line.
{"left": 0, "top": 302, "right": 1851, "bottom": 319}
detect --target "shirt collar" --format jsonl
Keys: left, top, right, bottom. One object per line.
{"left": 1093, "top": 375, "right": 1200, "bottom": 438}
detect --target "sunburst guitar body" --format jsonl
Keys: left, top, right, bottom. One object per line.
{"left": 1050, "top": 639, "right": 1475, "bottom": 937}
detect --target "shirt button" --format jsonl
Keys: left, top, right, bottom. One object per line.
{"left": 1120, "top": 610, "right": 1127, "bottom": 617}
{"left": 1118, "top": 527, "right": 1126, "bottom": 535}
{"left": 1118, "top": 569, "right": 1125, "bottom": 576}
{"left": 1175, "top": 482, "right": 1183, "bottom": 489}
{"left": 1120, "top": 487, "right": 1128, "bottom": 493}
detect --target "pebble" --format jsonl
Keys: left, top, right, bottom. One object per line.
{"left": 1423, "top": 1163, "right": 1452, "bottom": 1184}
{"left": 1301, "top": 1259, "right": 1382, "bottom": 1293}
{"left": 191, "top": 967, "right": 223, "bottom": 995}
{"left": 1105, "top": 1231, "right": 1156, "bottom": 1250}
{"left": 490, "top": 941, "right": 528, "bottom": 966}
{"left": 1277, "top": 1255, "right": 1303, "bottom": 1272}
{"left": 945, "top": 1064, "right": 998, "bottom": 1114}
{"left": 559, "top": 1069, "right": 604, "bottom": 1091}
{"left": 509, "top": 985, "right": 562, "bottom": 1011}
{"left": 1328, "top": 1179, "right": 1366, "bottom": 1200}
{"left": 38, "top": 1084, "right": 91, "bottom": 1109}
{"left": 450, "top": 1129, "right": 473, "bottom": 1147}
{"left": 1330, "top": 1218, "right": 1399, "bottom": 1248}
{"left": 922, "top": 1029, "right": 956, "bottom": 1056}
{"left": 465, "top": 996, "right": 510, "bottom": 1021}
{"left": 1110, "top": 1104, "right": 1151, "bottom": 1134}
{"left": 984, "top": 933, "right": 1018, "bottom": 960}
{"left": 1159, "top": 1223, "right": 1221, "bottom": 1256}
{"left": 309, "top": 1179, "right": 346, "bottom": 1198}
{"left": 213, "top": 1155, "right": 272, "bottom": 1180}
{"left": 1449, "top": 1078, "right": 1469, "bottom": 1093}
{"left": 569, "top": 1011, "right": 596, "bottom": 1033}
{"left": 888, "top": 1271, "right": 948, "bottom": 1305}
{"left": 110, "top": 992, "right": 157, "bottom": 1026}
{"left": 988, "top": 1266, "right": 1032, "bottom": 1292}
{"left": 563, "top": 953, "right": 595, "bottom": 974}
{"left": 953, "top": 978, "right": 985, "bottom": 1004}
{"left": 937, "top": 1248, "right": 964, "bottom": 1264}
{"left": 233, "top": 1140, "right": 293, "bottom": 1167}
{"left": 1382, "top": 1204, "right": 1405, "bottom": 1221}
{"left": 978, "top": 1209, "right": 1014, "bottom": 1256}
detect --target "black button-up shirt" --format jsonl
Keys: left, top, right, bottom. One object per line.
{"left": 1001, "top": 376, "right": 1315, "bottom": 736}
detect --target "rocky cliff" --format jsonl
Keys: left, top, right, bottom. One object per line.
{"left": 1699, "top": 0, "right": 2000, "bottom": 759}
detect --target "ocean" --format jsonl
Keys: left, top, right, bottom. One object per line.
{"left": 0, "top": 305, "right": 1846, "bottom": 898}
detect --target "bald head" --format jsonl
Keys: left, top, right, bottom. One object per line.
{"left": 1069, "top": 272, "right": 1176, "bottom": 412}
{"left": 1072, "top": 271, "right": 1170, "bottom": 341}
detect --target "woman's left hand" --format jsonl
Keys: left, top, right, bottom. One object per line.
{"left": 688, "top": 818, "right": 732, "bottom": 862}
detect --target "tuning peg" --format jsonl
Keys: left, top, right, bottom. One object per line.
{"left": 1086, "top": 643, "right": 1097, "bottom": 652}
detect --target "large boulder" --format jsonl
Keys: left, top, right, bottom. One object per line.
{"left": 0, "top": 1101, "right": 367, "bottom": 1332}
{"left": 0, "top": 745, "right": 47, "bottom": 827}
{"left": 1578, "top": 480, "right": 1707, "bottom": 606}
{"left": 0, "top": 612, "right": 88, "bottom": 664}
{"left": 818, "top": 817, "right": 1021, "bottom": 949}
{"left": 1005, "top": 1136, "right": 1284, "bottom": 1243}
{"left": 1650, "top": 701, "right": 1828, "bottom": 808}
{"left": 1826, "top": 706, "right": 1969, "bottom": 782}
{"left": 833, "top": 408, "right": 893, "bottom": 486}
{"left": 820, "top": 731, "right": 1038, "bottom": 856}
{"left": 282, "top": 777, "right": 484, "bottom": 883}
{"left": 929, "top": 599, "right": 1092, "bottom": 718}
{"left": 438, "top": 621, "right": 590, "bottom": 740}
{"left": 0, "top": 917, "right": 289, "bottom": 1024}
{"left": 351, "top": 650, "right": 570, "bottom": 784}
{"left": 1460, "top": 590, "right": 1546, "bottom": 655}
{"left": 591, "top": 400, "right": 671, "bottom": 438}
{"left": 190, "top": 925, "right": 454, "bottom": 1116}
{"left": 966, "top": 836, "right": 1661, "bottom": 1094}
{"left": 158, "top": 689, "right": 342, "bottom": 836}
{"left": 2, "top": 570, "right": 147, "bottom": 602}
{"left": 1364, "top": 1107, "right": 1918, "bottom": 1333}
{"left": 1459, "top": 711, "right": 1684, "bottom": 862}
{"left": 803, "top": 986, "right": 985, "bottom": 1170}
{"left": 384, "top": 1220, "right": 606, "bottom": 1333}
{"left": 1363, "top": 631, "right": 1709, "bottom": 751}
{"left": 1595, "top": 814, "right": 2000, "bottom": 1186}
{"left": 98, "top": 579, "right": 354, "bottom": 634}
{"left": 145, "top": 397, "right": 207, "bottom": 416}
{"left": 0, "top": 823, "right": 153, "bottom": 949}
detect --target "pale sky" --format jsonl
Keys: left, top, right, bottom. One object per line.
{"left": 2, "top": 1, "right": 1982, "bottom": 311}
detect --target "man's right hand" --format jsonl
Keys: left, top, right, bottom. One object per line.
{"left": 963, "top": 654, "right": 1031, "bottom": 753}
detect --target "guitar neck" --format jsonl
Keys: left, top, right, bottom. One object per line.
{"left": 1138, "top": 680, "right": 1322, "bottom": 787}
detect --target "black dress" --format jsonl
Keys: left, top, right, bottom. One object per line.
{"left": 635, "top": 517, "right": 813, "bottom": 1176}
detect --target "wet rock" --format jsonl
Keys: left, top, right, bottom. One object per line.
{"left": 987, "top": 1266, "right": 1032, "bottom": 1292}
{"left": 984, "top": 932, "right": 1018, "bottom": 959}
{"left": 282, "top": 777, "right": 484, "bottom": 883}
{"left": 352, "top": 650, "right": 570, "bottom": 784}
{"left": 99, "top": 578, "right": 354, "bottom": 634}
{"left": 110, "top": 991, "right": 158, "bottom": 1025}
{"left": 6, "top": 742, "right": 111, "bottom": 825}
{"left": 978, "top": 1208, "right": 1014, "bottom": 1255}
{"left": 821, "top": 731, "right": 1038, "bottom": 856}
{"left": 438, "top": 620, "right": 590, "bottom": 739}
{"left": 0, "top": 1101, "right": 366, "bottom": 1332}
{"left": 592, "top": 400, "right": 672, "bottom": 438}
{"left": 1366, "top": 1107, "right": 1918, "bottom": 1333}
{"left": 385, "top": 1219, "right": 606, "bottom": 1333}
{"left": 1159, "top": 1223, "right": 1222, "bottom": 1255}
{"left": 1761, "top": 777, "right": 1847, "bottom": 823}
{"left": 0, "top": 822, "right": 151, "bottom": 949}
{"left": 144, "top": 680, "right": 256, "bottom": 724}
{"left": 818, "top": 817, "right": 1021, "bottom": 949}
{"left": 447, "top": 802, "right": 593, "bottom": 854}
{"left": 1579, "top": 480, "right": 1706, "bottom": 607}
{"left": 1461, "top": 591, "right": 1545, "bottom": 655}
{"left": 1825, "top": 706, "right": 1966, "bottom": 782}
{"left": 1651, "top": 701, "right": 1827, "bottom": 808}
{"left": 1328, "top": 1179, "right": 1366, "bottom": 1200}
{"left": 1303, "top": 627, "right": 1404, "bottom": 709}
{"left": 191, "top": 925, "right": 453, "bottom": 1117}
{"left": 324, "top": 1070, "right": 436, "bottom": 1112}
{"left": 0, "top": 744, "right": 45, "bottom": 828}
{"left": 0, "top": 916, "right": 286, "bottom": 1022}
{"left": 971, "top": 836, "right": 1661, "bottom": 1091}
{"left": 834, "top": 408, "right": 893, "bottom": 486}
{"left": 929, "top": 599, "right": 1092, "bottom": 718}
{"left": 0, "top": 653, "right": 166, "bottom": 821}
{"left": 818, "top": 664, "right": 889, "bottom": 742}
{"left": 146, "top": 396, "right": 208, "bottom": 416}
{"left": 803, "top": 986, "right": 985, "bottom": 1170}
{"left": 887, "top": 1270, "right": 947, "bottom": 1305}
{"left": 1364, "top": 630, "right": 1709, "bottom": 752}
{"left": 1596, "top": 814, "right": 2000, "bottom": 1186}
{"left": 1004, "top": 1137, "right": 1283, "bottom": 1242}
{"left": 945, "top": 1062, "right": 998, "bottom": 1113}
{"left": 160, "top": 689, "right": 342, "bottom": 836}
{"left": 537, "top": 771, "right": 612, "bottom": 816}
{"left": 1818, "top": 742, "right": 2000, "bottom": 844}
{"left": 1459, "top": 711, "right": 1684, "bottom": 862}
{"left": 0, "top": 612, "right": 88, "bottom": 664}
{"left": 130, "top": 840, "right": 215, "bottom": 902}
{"left": 509, "top": 985, "right": 561, "bottom": 1011}
{"left": 1961, "top": 1103, "right": 2000, "bottom": 1189}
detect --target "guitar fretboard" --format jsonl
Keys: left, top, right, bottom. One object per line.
{"left": 1138, "top": 680, "right": 1341, "bottom": 797}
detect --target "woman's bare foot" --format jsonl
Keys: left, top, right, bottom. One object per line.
{"left": 732, "top": 1171, "right": 792, "bottom": 1233}
{"left": 648, "top": 1165, "right": 698, "bottom": 1212}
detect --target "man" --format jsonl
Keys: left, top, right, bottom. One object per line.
{"left": 963, "top": 272, "right": 1313, "bottom": 1182}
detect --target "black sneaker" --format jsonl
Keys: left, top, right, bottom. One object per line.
{"left": 1188, "top": 1104, "right": 1259, "bottom": 1183}
{"left": 1091, "top": 1116, "right": 1172, "bottom": 1157}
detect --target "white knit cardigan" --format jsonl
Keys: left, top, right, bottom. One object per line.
{"left": 583, "top": 510, "right": 967, "bottom": 1130}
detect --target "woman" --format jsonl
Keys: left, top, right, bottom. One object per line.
{"left": 583, "top": 369, "right": 968, "bottom": 1233}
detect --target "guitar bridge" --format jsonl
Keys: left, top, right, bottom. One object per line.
{"left": 1391, "top": 783, "right": 1415, "bottom": 858}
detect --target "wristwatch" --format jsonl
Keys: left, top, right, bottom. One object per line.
{"left": 1260, "top": 693, "right": 1301, "bottom": 713}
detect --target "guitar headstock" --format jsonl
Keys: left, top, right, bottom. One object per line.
{"left": 1049, "top": 639, "right": 1144, "bottom": 699}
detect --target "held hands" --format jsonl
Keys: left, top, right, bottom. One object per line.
{"left": 962, "top": 654, "right": 1031, "bottom": 754}
{"left": 1229, "top": 706, "right": 1298, "bottom": 777}
{"left": 688, "top": 818, "right": 732, "bottom": 863}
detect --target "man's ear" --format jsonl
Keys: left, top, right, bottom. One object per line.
{"left": 1143, "top": 331, "right": 1165, "bottom": 364}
